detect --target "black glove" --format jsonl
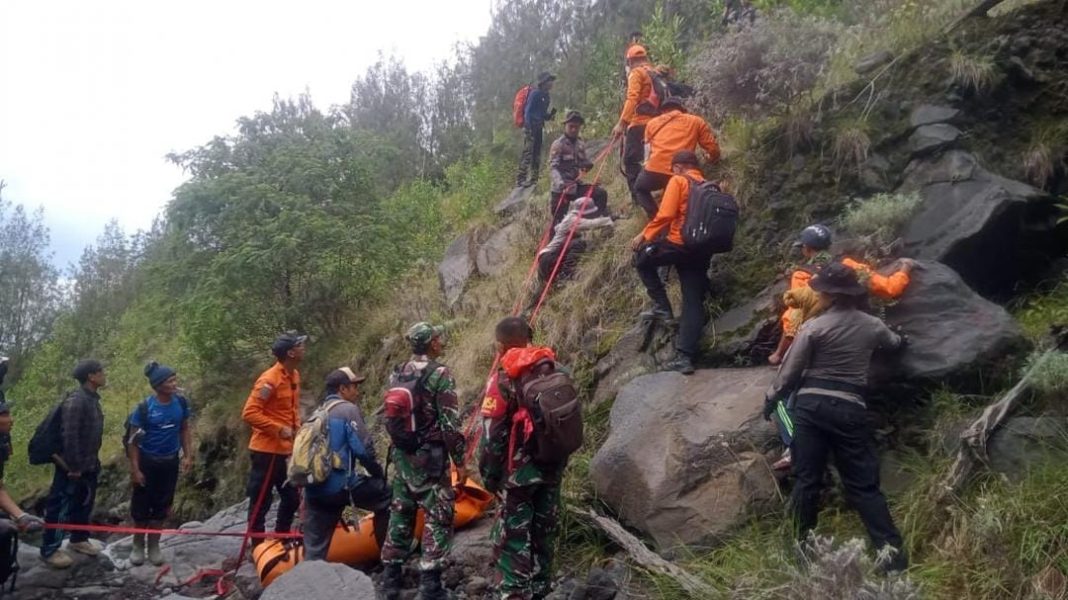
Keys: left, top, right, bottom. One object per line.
{"left": 888, "top": 325, "right": 909, "bottom": 350}
{"left": 548, "top": 107, "right": 558, "bottom": 120}
{"left": 763, "top": 395, "right": 778, "bottom": 422}
{"left": 365, "top": 461, "right": 385, "bottom": 481}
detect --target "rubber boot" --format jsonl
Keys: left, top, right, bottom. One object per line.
{"left": 382, "top": 563, "right": 403, "bottom": 600}
{"left": 130, "top": 533, "right": 145, "bottom": 566}
{"left": 418, "top": 568, "right": 447, "bottom": 600}
{"left": 147, "top": 532, "right": 164, "bottom": 566}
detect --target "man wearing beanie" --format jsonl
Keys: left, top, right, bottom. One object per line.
{"left": 241, "top": 332, "right": 306, "bottom": 546}
{"left": 41, "top": 359, "right": 106, "bottom": 568}
{"left": 126, "top": 362, "right": 193, "bottom": 566}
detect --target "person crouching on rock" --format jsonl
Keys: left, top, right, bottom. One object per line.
{"left": 302, "top": 367, "right": 390, "bottom": 561}
{"left": 763, "top": 262, "right": 909, "bottom": 574}
{"left": 126, "top": 362, "right": 193, "bottom": 566}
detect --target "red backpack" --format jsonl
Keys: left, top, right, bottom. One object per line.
{"left": 383, "top": 361, "right": 440, "bottom": 453}
{"left": 513, "top": 84, "right": 533, "bottom": 128}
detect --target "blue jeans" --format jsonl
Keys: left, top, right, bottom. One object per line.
{"left": 42, "top": 467, "right": 99, "bottom": 557}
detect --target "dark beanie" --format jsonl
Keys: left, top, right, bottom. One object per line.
{"left": 144, "top": 361, "right": 176, "bottom": 389}
{"left": 72, "top": 359, "right": 104, "bottom": 384}
{"left": 671, "top": 150, "right": 700, "bottom": 167}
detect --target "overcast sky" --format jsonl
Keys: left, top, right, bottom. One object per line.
{"left": 0, "top": 0, "right": 492, "bottom": 268}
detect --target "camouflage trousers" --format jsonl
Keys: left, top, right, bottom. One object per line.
{"left": 492, "top": 483, "right": 561, "bottom": 600}
{"left": 379, "top": 475, "right": 456, "bottom": 571}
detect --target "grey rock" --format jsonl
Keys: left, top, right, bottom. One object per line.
{"left": 591, "top": 369, "right": 780, "bottom": 549}
{"left": 859, "top": 153, "right": 893, "bottom": 192}
{"left": 908, "top": 123, "right": 961, "bottom": 157}
{"left": 234, "top": 561, "right": 264, "bottom": 600}
{"left": 260, "top": 560, "right": 376, "bottom": 600}
{"left": 705, "top": 281, "right": 786, "bottom": 363}
{"left": 854, "top": 50, "right": 894, "bottom": 75}
{"left": 909, "top": 105, "right": 961, "bottom": 128}
{"left": 475, "top": 223, "right": 522, "bottom": 277}
{"left": 988, "top": 416, "right": 1068, "bottom": 480}
{"left": 438, "top": 233, "right": 475, "bottom": 307}
{"left": 881, "top": 261, "right": 1025, "bottom": 380}
{"left": 448, "top": 517, "right": 495, "bottom": 575}
{"left": 495, "top": 185, "right": 537, "bottom": 217}
{"left": 465, "top": 576, "right": 491, "bottom": 597}
{"left": 591, "top": 321, "right": 676, "bottom": 405}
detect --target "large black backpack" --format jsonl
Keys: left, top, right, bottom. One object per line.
{"left": 516, "top": 359, "right": 583, "bottom": 466}
{"left": 27, "top": 393, "right": 70, "bottom": 466}
{"left": 681, "top": 178, "right": 738, "bottom": 254}
{"left": 635, "top": 66, "right": 671, "bottom": 117}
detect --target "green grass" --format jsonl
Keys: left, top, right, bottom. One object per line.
{"left": 1013, "top": 275, "right": 1068, "bottom": 342}
{"left": 840, "top": 192, "right": 922, "bottom": 246}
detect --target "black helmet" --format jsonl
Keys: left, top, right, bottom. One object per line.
{"left": 798, "top": 224, "right": 832, "bottom": 250}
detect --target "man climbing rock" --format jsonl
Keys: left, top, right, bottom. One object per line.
{"left": 41, "top": 359, "right": 106, "bottom": 569}
{"left": 630, "top": 150, "right": 717, "bottom": 375}
{"left": 612, "top": 45, "right": 657, "bottom": 206}
{"left": 634, "top": 97, "right": 720, "bottom": 219}
{"left": 516, "top": 72, "right": 557, "bottom": 188}
{"left": 241, "top": 333, "right": 305, "bottom": 547}
{"left": 126, "top": 362, "right": 193, "bottom": 566}
{"left": 764, "top": 262, "right": 909, "bottom": 573}
{"left": 548, "top": 111, "right": 608, "bottom": 226}
{"left": 480, "top": 317, "right": 573, "bottom": 600}
{"left": 302, "top": 368, "right": 389, "bottom": 561}
{"left": 380, "top": 322, "right": 467, "bottom": 600}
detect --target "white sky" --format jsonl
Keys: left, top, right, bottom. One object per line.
{"left": 0, "top": 0, "right": 492, "bottom": 268}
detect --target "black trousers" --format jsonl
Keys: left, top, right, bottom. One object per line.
{"left": 548, "top": 185, "right": 608, "bottom": 226}
{"left": 623, "top": 125, "right": 647, "bottom": 200}
{"left": 790, "top": 394, "right": 903, "bottom": 551}
{"left": 634, "top": 241, "right": 711, "bottom": 357}
{"left": 634, "top": 170, "right": 672, "bottom": 219}
{"left": 517, "top": 126, "right": 544, "bottom": 185}
{"left": 42, "top": 467, "right": 99, "bottom": 557}
{"left": 303, "top": 477, "right": 392, "bottom": 561}
{"left": 131, "top": 454, "right": 180, "bottom": 524}
{"left": 247, "top": 451, "right": 300, "bottom": 544}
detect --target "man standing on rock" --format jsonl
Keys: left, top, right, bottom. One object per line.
{"left": 547, "top": 111, "right": 608, "bottom": 226}
{"left": 516, "top": 72, "right": 557, "bottom": 188}
{"left": 480, "top": 317, "right": 568, "bottom": 600}
{"left": 634, "top": 97, "right": 720, "bottom": 219}
{"left": 302, "top": 367, "right": 390, "bottom": 561}
{"left": 41, "top": 359, "right": 106, "bottom": 569}
{"left": 380, "top": 322, "right": 467, "bottom": 600}
{"left": 764, "top": 262, "right": 909, "bottom": 573}
{"left": 126, "top": 362, "right": 193, "bottom": 566}
{"left": 241, "top": 333, "right": 305, "bottom": 547}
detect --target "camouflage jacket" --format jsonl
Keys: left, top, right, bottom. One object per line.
{"left": 478, "top": 368, "right": 561, "bottom": 492}
{"left": 389, "top": 356, "right": 466, "bottom": 491}
{"left": 549, "top": 134, "right": 594, "bottom": 194}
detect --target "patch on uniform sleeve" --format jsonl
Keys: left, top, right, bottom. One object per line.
{"left": 258, "top": 383, "right": 273, "bottom": 400}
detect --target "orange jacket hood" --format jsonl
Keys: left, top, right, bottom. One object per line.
{"left": 501, "top": 346, "right": 556, "bottom": 379}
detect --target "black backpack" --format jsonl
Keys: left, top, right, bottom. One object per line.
{"left": 635, "top": 66, "right": 671, "bottom": 117}
{"left": 0, "top": 519, "right": 18, "bottom": 596}
{"left": 27, "top": 394, "right": 70, "bottom": 466}
{"left": 681, "top": 178, "right": 739, "bottom": 254}
{"left": 382, "top": 362, "right": 440, "bottom": 453}
{"left": 516, "top": 359, "right": 583, "bottom": 466}
{"left": 123, "top": 396, "right": 189, "bottom": 455}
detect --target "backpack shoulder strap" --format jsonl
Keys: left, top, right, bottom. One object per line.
{"left": 647, "top": 112, "right": 682, "bottom": 142}
{"left": 137, "top": 399, "right": 150, "bottom": 429}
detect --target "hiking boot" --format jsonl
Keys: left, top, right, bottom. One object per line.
{"left": 147, "top": 533, "right": 164, "bottom": 566}
{"left": 45, "top": 550, "right": 74, "bottom": 569}
{"left": 382, "top": 563, "right": 403, "bottom": 600}
{"left": 130, "top": 533, "right": 145, "bottom": 566}
{"left": 418, "top": 568, "right": 447, "bottom": 600}
{"left": 664, "top": 354, "right": 695, "bottom": 375}
{"left": 875, "top": 545, "right": 909, "bottom": 575}
{"left": 69, "top": 541, "right": 101, "bottom": 556}
{"left": 639, "top": 307, "right": 674, "bottom": 322}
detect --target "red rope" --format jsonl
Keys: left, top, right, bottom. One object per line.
{"left": 40, "top": 522, "right": 302, "bottom": 538}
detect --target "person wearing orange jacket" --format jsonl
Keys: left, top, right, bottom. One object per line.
{"left": 612, "top": 45, "right": 658, "bottom": 206}
{"left": 634, "top": 97, "right": 720, "bottom": 219}
{"left": 241, "top": 332, "right": 305, "bottom": 547}
{"left": 629, "top": 150, "right": 714, "bottom": 375}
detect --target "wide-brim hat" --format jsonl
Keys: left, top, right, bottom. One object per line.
{"left": 809, "top": 262, "right": 867, "bottom": 296}
{"left": 563, "top": 110, "right": 585, "bottom": 125}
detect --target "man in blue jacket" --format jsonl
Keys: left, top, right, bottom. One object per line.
{"left": 302, "top": 367, "right": 390, "bottom": 561}
{"left": 516, "top": 71, "right": 557, "bottom": 188}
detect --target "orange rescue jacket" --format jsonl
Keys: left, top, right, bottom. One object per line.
{"left": 242, "top": 362, "right": 301, "bottom": 455}
{"left": 643, "top": 110, "right": 721, "bottom": 175}
{"left": 619, "top": 65, "right": 655, "bottom": 129}
{"left": 642, "top": 168, "right": 704, "bottom": 246}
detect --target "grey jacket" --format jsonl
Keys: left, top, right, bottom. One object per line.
{"left": 549, "top": 134, "right": 594, "bottom": 194}
{"left": 767, "top": 306, "right": 902, "bottom": 406}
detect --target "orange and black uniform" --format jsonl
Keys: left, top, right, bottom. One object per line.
{"left": 241, "top": 361, "right": 301, "bottom": 543}
{"left": 781, "top": 257, "right": 911, "bottom": 337}
{"left": 634, "top": 168, "right": 713, "bottom": 358}
{"left": 635, "top": 110, "right": 721, "bottom": 218}
{"left": 619, "top": 65, "right": 656, "bottom": 199}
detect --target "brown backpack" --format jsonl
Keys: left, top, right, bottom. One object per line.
{"left": 516, "top": 359, "right": 583, "bottom": 466}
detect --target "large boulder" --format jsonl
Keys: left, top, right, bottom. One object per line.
{"left": 438, "top": 233, "right": 476, "bottom": 307}
{"left": 705, "top": 281, "right": 785, "bottom": 363}
{"left": 475, "top": 223, "right": 522, "bottom": 277}
{"left": 988, "top": 416, "right": 1068, "bottom": 480}
{"left": 260, "top": 560, "right": 375, "bottom": 600}
{"left": 899, "top": 150, "right": 1055, "bottom": 296}
{"left": 882, "top": 261, "right": 1025, "bottom": 379}
{"left": 909, "top": 104, "right": 960, "bottom": 128}
{"left": 495, "top": 185, "right": 537, "bottom": 217}
{"left": 591, "top": 369, "right": 780, "bottom": 550}
{"left": 908, "top": 123, "right": 961, "bottom": 157}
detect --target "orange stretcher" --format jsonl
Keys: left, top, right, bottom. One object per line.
{"left": 252, "top": 475, "right": 494, "bottom": 587}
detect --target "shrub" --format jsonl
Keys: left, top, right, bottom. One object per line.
{"left": 832, "top": 120, "right": 873, "bottom": 173}
{"left": 948, "top": 49, "right": 997, "bottom": 93}
{"left": 1027, "top": 350, "right": 1068, "bottom": 398}
{"left": 841, "top": 191, "right": 921, "bottom": 245}
{"left": 688, "top": 10, "right": 842, "bottom": 121}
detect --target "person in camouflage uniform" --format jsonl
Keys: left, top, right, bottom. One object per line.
{"left": 380, "top": 322, "right": 467, "bottom": 600}
{"left": 479, "top": 317, "right": 564, "bottom": 600}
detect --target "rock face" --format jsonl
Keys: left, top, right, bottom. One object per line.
{"left": 909, "top": 104, "right": 960, "bottom": 128}
{"left": 591, "top": 369, "right": 780, "bottom": 549}
{"left": 438, "top": 233, "right": 475, "bottom": 306}
{"left": 475, "top": 223, "right": 522, "bottom": 277}
{"left": 882, "top": 261, "right": 1025, "bottom": 380}
{"left": 705, "top": 281, "right": 785, "bottom": 363}
{"left": 494, "top": 184, "right": 537, "bottom": 217}
{"left": 988, "top": 416, "right": 1068, "bottom": 480}
{"left": 908, "top": 123, "right": 961, "bottom": 156}
{"left": 900, "top": 150, "right": 1053, "bottom": 296}
{"left": 591, "top": 321, "right": 676, "bottom": 405}
{"left": 260, "top": 560, "right": 376, "bottom": 600}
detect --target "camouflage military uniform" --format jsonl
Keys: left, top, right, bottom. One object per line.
{"left": 379, "top": 355, "right": 466, "bottom": 572}
{"left": 479, "top": 369, "right": 563, "bottom": 600}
